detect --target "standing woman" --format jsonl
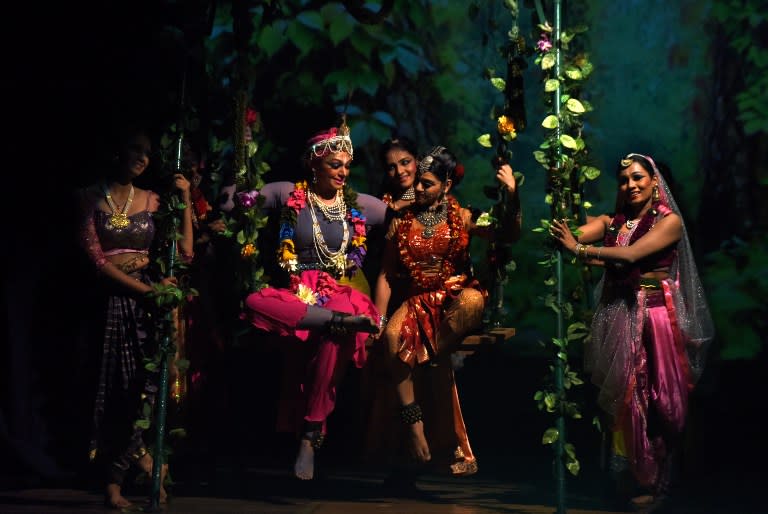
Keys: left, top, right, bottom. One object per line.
{"left": 549, "top": 153, "right": 713, "bottom": 507}
{"left": 373, "top": 146, "right": 520, "bottom": 478}
{"left": 243, "top": 122, "right": 387, "bottom": 480}
{"left": 78, "top": 126, "right": 193, "bottom": 508}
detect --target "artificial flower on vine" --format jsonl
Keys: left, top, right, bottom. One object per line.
{"left": 236, "top": 189, "right": 260, "bottom": 208}
{"left": 497, "top": 115, "right": 518, "bottom": 141}
{"left": 241, "top": 243, "right": 256, "bottom": 259}
{"left": 475, "top": 211, "right": 497, "bottom": 228}
{"left": 536, "top": 32, "right": 553, "bottom": 53}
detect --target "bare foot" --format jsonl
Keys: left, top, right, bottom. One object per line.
{"left": 630, "top": 494, "right": 655, "bottom": 506}
{"left": 294, "top": 438, "right": 315, "bottom": 480}
{"left": 137, "top": 453, "right": 168, "bottom": 502}
{"left": 408, "top": 421, "right": 431, "bottom": 463}
{"left": 105, "top": 483, "right": 132, "bottom": 509}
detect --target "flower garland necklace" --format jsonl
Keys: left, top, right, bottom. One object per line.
{"left": 277, "top": 181, "right": 367, "bottom": 279}
{"left": 397, "top": 196, "right": 468, "bottom": 291}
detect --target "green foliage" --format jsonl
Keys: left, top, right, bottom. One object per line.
{"left": 529, "top": 6, "right": 600, "bottom": 478}
{"left": 702, "top": 236, "right": 768, "bottom": 359}
{"left": 712, "top": 0, "right": 768, "bottom": 135}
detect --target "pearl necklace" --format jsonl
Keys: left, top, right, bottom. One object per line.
{"left": 308, "top": 190, "right": 346, "bottom": 221}
{"left": 307, "top": 192, "right": 350, "bottom": 276}
{"left": 102, "top": 183, "right": 135, "bottom": 229}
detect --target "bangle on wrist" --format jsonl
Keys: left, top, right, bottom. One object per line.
{"left": 378, "top": 314, "right": 389, "bottom": 329}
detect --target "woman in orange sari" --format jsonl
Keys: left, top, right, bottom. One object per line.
{"left": 371, "top": 146, "right": 520, "bottom": 486}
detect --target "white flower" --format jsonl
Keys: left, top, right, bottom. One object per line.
{"left": 295, "top": 284, "right": 317, "bottom": 305}
{"left": 476, "top": 212, "right": 497, "bottom": 227}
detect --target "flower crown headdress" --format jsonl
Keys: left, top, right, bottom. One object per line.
{"left": 307, "top": 116, "right": 354, "bottom": 158}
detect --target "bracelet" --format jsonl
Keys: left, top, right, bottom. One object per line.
{"left": 399, "top": 402, "right": 423, "bottom": 424}
{"left": 379, "top": 314, "right": 389, "bottom": 329}
{"left": 596, "top": 246, "right": 603, "bottom": 260}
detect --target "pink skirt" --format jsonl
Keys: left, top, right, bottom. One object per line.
{"left": 244, "top": 270, "right": 378, "bottom": 368}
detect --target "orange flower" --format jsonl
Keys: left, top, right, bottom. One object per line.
{"left": 497, "top": 115, "right": 517, "bottom": 139}
{"left": 241, "top": 243, "right": 256, "bottom": 258}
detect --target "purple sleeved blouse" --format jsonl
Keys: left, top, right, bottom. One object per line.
{"left": 259, "top": 181, "right": 387, "bottom": 265}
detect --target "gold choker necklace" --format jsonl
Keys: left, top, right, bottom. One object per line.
{"left": 102, "top": 183, "right": 135, "bottom": 229}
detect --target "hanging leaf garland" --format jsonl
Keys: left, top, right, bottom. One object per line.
{"left": 530, "top": 10, "right": 599, "bottom": 477}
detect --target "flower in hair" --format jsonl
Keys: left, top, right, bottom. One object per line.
{"left": 453, "top": 163, "right": 465, "bottom": 183}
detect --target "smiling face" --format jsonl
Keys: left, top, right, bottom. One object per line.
{"left": 618, "top": 161, "right": 658, "bottom": 213}
{"left": 384, "top": 148, "right": 417, "bottom": 192}
{"left": 313, "top": 151, "right": 352, "bottom": 196}
{"left": 414, "top": 171, "right": 451, "bottom": 209}
{"left": 118, "top": 133, "right": 151, "bottom": 179}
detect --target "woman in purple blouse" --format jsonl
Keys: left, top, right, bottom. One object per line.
{"left": 243, "top": 121, "right": 387, "bottom": 480}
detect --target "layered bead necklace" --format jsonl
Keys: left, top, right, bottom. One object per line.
{"left": 101, "top": 183, "right": 135, "bottom": 229}
{"left": 307, "top": 189, "right": 349, "bottom": 276}
{"left": 415, "top": 199, "right": 448, "bottom": 238}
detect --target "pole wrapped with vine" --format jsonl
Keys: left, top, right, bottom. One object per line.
{"left": 476, "top": 0, "right": 529, "bottom": 327}
{"left": 529, "top": 1, "right": 599, "bottom": 484}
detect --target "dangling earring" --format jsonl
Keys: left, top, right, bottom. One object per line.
{"left": 652, "top": 185, "right": 660, "bottom": 202}
{"left": 311, "top": 169, "right": 318, "bottom": 184}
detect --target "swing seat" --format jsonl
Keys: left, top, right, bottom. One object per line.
{"left": 455, "top": 327, "right": 516, "bottom": 357}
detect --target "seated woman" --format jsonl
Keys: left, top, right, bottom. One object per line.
{"left": 243, "top": 121, "right": 387, "bottom": 480}
{"left": 371, "top": 146, "right": 520, "bottom": 483}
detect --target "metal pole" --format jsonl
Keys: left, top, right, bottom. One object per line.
{"left": 148, "top": 65, "right": 186, "bottom": 512}
{"left": 553, "top": 1, "right": 566, "bottom": 512}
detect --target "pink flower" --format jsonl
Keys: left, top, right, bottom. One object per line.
{"left": 286, "top": 189, "right": 306, "bottom": 211}
{"left": 536, "top": 33, "right": 553, "bottom": 53}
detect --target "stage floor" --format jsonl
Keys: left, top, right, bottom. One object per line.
{"left": 0, "top": 463, "right": 763, "bottom": 514}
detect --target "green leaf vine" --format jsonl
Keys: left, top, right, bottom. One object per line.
{"left": 474, "top": 0, "right": 529, "bottom": 326}
{"left": 529, "top": 8, "right": 599, "bottom": 477}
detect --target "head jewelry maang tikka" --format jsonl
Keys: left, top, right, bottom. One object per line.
{"left": 417, "top": 146, "right": 446, "bottom": 175}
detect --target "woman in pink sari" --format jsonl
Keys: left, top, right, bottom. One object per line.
{"left": 243, "top": 121, "right": 387, "bottom": 480}
{"left": 550, "top": 153, "right": 713, "bottom": 509}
